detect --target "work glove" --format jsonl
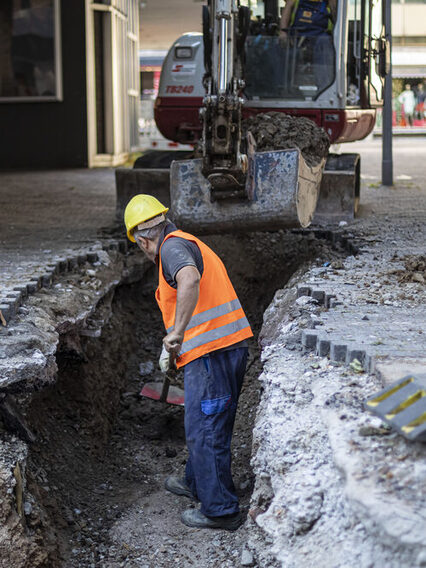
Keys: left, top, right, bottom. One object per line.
{"left": 158, "top": 345, "right": 176, "bottom": 374}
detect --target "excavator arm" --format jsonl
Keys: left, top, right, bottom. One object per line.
{"left": 200, "top": 0, "right": 248, "bottom": 198}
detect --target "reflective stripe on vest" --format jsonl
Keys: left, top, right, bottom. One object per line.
{"left": 156, "top": 230, "right": 253, "bottom": 368}
{"left": 180, "top": 315, "right": 250, "bottom": 355}
{"left": 167, "top": 298, "right": 243, "bottom": 333}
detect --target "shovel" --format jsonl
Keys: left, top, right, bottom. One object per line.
{"left": 140, "top": 351, "right": 184, "bottom": 406}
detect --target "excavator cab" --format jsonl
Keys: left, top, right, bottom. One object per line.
{"left": 242, "top": 0, "right": 387, "bottom": 149}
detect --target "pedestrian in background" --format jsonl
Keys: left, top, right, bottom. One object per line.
{"left": 398, "top": 84, "right": 416, "bottom": 127}
{"left": 124, "top": 194, "right": 253, "bottom": 531}
{"left": 416, "top": 83, "right": 425, "bottom": 120}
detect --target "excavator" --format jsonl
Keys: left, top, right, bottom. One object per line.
{"left": 116, "top": 0, "right": 388, "bottom": 233}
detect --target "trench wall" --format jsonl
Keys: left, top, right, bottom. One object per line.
{"left": 0, "top": 245, "right": 150, "bottom": 567}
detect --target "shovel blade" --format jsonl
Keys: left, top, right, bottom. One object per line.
{"left": 141, "top": 382, "right": 185, "bottom": 406}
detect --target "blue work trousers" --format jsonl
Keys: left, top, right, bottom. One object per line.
{"left": 183, "top": 346, "right": 248, "bottom": 517}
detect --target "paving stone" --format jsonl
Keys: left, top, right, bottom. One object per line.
{"left": 317, "top": 336, "right": 331, "bottom": 357}
{"left": 28, "top": 277, "right": 42, "bottom": 292}
{"left": 57, "top": 258, "right": 68, "bottom": 273}
{"left": 311, "top": 289, "right": 325, "bottom": 304}
{"left": 297, "top": 285, "right": 311, "bottom": 297}
{"left": 46, "top": 263, "right": 59, "bottom": 275}
{"left": 68, "top": 257, "right": 79, "bottom": 270}
{"left": 5, "top": 292, "right": 22, "bottom": 313}
{"left": 26, "top": 281, "right": 38, "bottom": 294}
{"left": 324, "top": 293, "right": 336, "bottom": 308}
{"left": 375, "top": 358, "right": 426, "bottom": 387}
{"left": 13, "top": 286, "right": 28, "bottom": 301}
{"left": 41, "top": 273, "right": 53, "bottom": 288}
{"left": 302, "top": 330, "right": 318, "bottom": 350}
{"left": 345, "top": 346, "right": 367, "bottom": 365}
{"left": 329, "top": 341, "right": 347, "bottom": 362}
{"left": 0, "top": 304, "right": 12, "bottom": 324}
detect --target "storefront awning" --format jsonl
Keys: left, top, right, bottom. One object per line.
{"left": 392, "top": 47, "right": 426, "bottom": 79}
{"left": 393, "top": 66, "right": 426, "bottom": 78}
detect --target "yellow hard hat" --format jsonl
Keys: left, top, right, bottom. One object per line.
{"left": 124, "top": 194, "right": 169, "bottom": 242}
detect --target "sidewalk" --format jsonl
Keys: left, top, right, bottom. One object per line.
{"left": 374, "top": 126, "right": 426, "bottom": 136}
{"left": 0, "top": 169, "right": 121, "bottom": 323}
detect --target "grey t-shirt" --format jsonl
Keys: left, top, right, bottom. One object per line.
{"left": 160, "top": 226, "right": 203, "bottom": 289}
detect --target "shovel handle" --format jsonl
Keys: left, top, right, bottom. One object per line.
{"left": 159, "top": 376, "right": 171, "bottom": 403}
{"left": 159, "top": 351, "right": 177, "bottom": 403}
{"left": 168, "top": 351, "right": 176, "bottom": 368}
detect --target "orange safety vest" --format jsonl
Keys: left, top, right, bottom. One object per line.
{"left": 155, "top": 230, "right": 253, "bottom": 368}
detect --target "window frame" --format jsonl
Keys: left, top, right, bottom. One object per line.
{"left": 0, "top": 0, "right": 63, "bottom": 104}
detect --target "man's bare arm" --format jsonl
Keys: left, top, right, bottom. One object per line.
{"left": 163, "top": 265, "right": 201, "bottom": 353}
{"left": 280, "top": 0, "right": 295, "bottom": 36}
{"left": 328, "top": 0, "right": 337, "bottom": 23}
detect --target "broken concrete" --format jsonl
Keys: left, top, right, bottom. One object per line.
{"left": 0, "top": 244, "right": 150, "bottom": 566}
{"left": 248, "top": 273, "right": 426, "bottom": 567}
{"left": 0, "top": 246, "right": 148, "bottom": 391}
{"left": 246, "top": 180, "right": 426, "bottom": 567}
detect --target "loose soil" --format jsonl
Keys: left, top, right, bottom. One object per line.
{"left": 242, "top": 112, "right": 330, "bottom": 167}
{"left": 25, "top": 231, "right": 343, "bottom": 567}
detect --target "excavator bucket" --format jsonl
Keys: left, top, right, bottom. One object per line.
{"left": 169, "top": 149, "right": 325, "bottom": 234}
{"left": 364, "top": 374, "right": 426, "bottom": 442}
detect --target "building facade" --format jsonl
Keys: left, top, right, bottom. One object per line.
{"left": 0, "top": 0, "right": 140, "bottom": 169}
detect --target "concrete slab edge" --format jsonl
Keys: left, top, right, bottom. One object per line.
{"left": 0, "top": 239, "right": 129, "bottom": 326}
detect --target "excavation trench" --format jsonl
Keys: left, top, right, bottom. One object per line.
{"left": 24, "top": 230, "right": 343, "bottom": 567}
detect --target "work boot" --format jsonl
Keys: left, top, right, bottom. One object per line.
{"left": 181, "top": 508, "right": 243, "bottom": 531}
{"left": 165, "top": 476, "right": 196, "bottom": 500}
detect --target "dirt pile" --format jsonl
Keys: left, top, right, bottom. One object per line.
{"left": 396, "top": 254, "right": 426, "bottom": 284}
{"left": 242, "top": 112, "right": 330, "bottom": 167}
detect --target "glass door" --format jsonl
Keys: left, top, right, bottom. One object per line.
{"left": 364, "top": 0, "right": 386, "bottom": 105}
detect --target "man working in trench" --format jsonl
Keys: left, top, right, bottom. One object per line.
{"left": 124, "top": 194, "right": 253, "bottom": 531}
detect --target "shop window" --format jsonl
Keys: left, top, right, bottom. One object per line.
{"left": 0, "top": 0, "right": 62, "bottom": 101}
{"left": 141, "top": 71, "right": 154, "bottom": 96}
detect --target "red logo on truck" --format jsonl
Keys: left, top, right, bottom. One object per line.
{"left": 166, "top": 85, "right": 194, "bottom": 94}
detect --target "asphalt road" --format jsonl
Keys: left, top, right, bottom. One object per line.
{"left": 345, "top": 135, "right": 426, "bottom": 186}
